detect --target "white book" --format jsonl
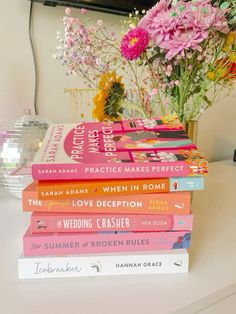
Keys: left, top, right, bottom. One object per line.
{"left": 18, "top": 249, "right": 189, "bottom": 279}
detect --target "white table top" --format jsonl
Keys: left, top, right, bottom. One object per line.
{"left": 0, "top": 160, "right": 236, "bottom": 314}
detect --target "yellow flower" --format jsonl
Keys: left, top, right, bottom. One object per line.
{"left": 92, "top": 71, "right": 125, "bottom": 121}
{"left": 207, "top": 56, "right": 234, "bottom": 81}
{"left": 222, "top": 45, "right": 230, "bottom": 53}
{"left": 92, "top": 92, "right": 107, "bottom": 121}
{"left": 98, "top": 71, "right": 123, "bottom": 90}
{"left": 207, "top": 68, "right": 228, "bottom": 81}
{"left": 229, "top": 52, "right": 236, "bottom": 63}
{"left": 225, "top": 32, "right": 236, "bottom": 46}
{"left": 207, "top": 71, "right": 215, "bottom": 81}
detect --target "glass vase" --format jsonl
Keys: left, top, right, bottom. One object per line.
{"left": 183, "top": 120, "right": 198, "bottom": 144}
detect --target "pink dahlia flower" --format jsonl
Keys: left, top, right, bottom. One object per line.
{"left": 138, "top": 0, "right": 171, "bottom": 30}
{"left": 190, "top": 1, "right": 229, "bottom": 34}
{"left": 140, "top": 0, "right": 229, "bottom": 60}
{"left": 120, "top": 27, "right": 149, "bottom": 60}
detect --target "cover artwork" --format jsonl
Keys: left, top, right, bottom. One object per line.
{"left": 32, "top": 114, "right": 208, "bottom": 180}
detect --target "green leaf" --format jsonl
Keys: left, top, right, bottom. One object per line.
{"left": 203, "top": 95, "right": 212, "bottom": 106}
{"left": 220, "top": 2, "right": 230, "bottom": 9}
{"left": 104, "top": 82, "right": 125, "bottom": 119}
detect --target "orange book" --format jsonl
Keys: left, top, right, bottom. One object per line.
{"left": 23, "top": 182, "right": 191, "bottom": 215}
{"left": 37, "top": 178, "right": 170, "bottom": 200}
{"left": 36, "top": 176, "right": 204, "bottom": 200}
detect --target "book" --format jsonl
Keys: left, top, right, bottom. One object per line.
{"left": 32, "top": 114, "right": 208, "bottom": 181}
{"left": 31, "top": 212, "right": 193, "bottom": 233}
{"left": 37, "top": 176, "right": 204, "bottom": 200}
{"left": 23, "top": 227, "right": 191, "bottom": 256}
{"left": 22, "top": 182, "right": 191, "bottom": 215}
{"left": 18, "top": 249, "right": 189, "bottom": 279}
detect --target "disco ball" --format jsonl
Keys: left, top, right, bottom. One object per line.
{"left": 0, "top": 113, "right": 52, "bottom": 198}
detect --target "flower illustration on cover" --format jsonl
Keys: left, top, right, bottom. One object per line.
{"left": 142, "top": 114, "right": 183, "bottom": 129}
{"left": 172, "top": 232, "right": 191, "bottom": 249}
{"left": 132, "top": 152, "right": 149, "bottom": 162}
{"left": 155, "top": 152, "right": 178, "bottom": 162}
{"left": 132, "top": 151, "right": 190, "bottom": 163}
{"left": 160, "top": 114, "right": 183, "bottom": 129}
{"left": 180, "top": 149, "right": 208, "bottom": 175}
{"left": 142, "top": 119, "right": 161, "bottom": 129}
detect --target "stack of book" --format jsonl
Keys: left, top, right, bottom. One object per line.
{"left": 18, "top": 114, "right": 207, "bottom": 279}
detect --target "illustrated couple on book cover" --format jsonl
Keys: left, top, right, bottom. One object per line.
{"left": 112, "top": 129, "right": 193, "bottom": 150}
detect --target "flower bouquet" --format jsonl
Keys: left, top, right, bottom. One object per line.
{"left": 55, "top": 1, "right": 236, "bottom": 123}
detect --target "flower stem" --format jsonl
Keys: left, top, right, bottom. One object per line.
{"left": 145, "top": 55, "right": 166, "bottom": 116}
{"left": 124, "top": 99, "right": 148, "bottom": 118}
{"left": 127, "top": 60, "right": 145, "bottom": 110}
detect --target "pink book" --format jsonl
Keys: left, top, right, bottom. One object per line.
{"left": 23, "top": 227, "right": 191, "bottom": 256}
{"left": 32, "top": 114, "right": 207, "bottom": 180}
{"left": 31, "top": 212, "right": 193, "bottom": 233}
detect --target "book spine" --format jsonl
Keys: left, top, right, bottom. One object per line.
{"left": 23, "top": 229, "right": 191, "bottom": 256}
{"left": 18, "top": 250, "right": 189, "bottom": 279}
{"left": 37, "top": 178, "right": 170, "bottom": 200}
{"left": 22, "top": 192, "right": 191, "bottom": 215}
{"left": 32, "top": 161, "right": 194, "bottom": 181}
{"left": 31, "top": 213, "right": 193, "bottom": 233}
{"left": 37, "top": 176, "right": 204, "bottom": 200}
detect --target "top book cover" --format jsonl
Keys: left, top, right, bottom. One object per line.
{"left": 32, "top": 114, "right": 208, "bottom": 181}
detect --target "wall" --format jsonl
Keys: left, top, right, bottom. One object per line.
{"left": 0, "top": 1, "right": 35, "bottom": 121}
{"left": 0, "top": 0, "right": 236, "bottom": 161}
